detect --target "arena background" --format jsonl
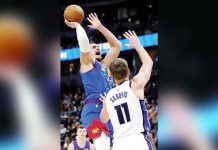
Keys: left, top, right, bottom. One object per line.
{"left": 60, "top": 0, "right": 158, "bottom": 149}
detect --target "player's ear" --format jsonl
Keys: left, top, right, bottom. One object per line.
{"left": 128, "top": 69, "right": 130, "bottom": 76}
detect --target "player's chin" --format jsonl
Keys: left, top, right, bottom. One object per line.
{"left": 95, "top": 55, "right": 102, "bottom": 61}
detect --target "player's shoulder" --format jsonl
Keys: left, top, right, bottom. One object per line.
{"left": 106, "top": 86, "right": 117, "bottom": 97}
{"left": 67, "top": 142, "right": 74, "bottom": 150}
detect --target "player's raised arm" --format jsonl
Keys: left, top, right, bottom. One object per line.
{"left": 87, "top": 13, "right": 122, "bottom": 67}
{"left": 123, "top": 30, "right": 153, "bottom": 90}
{"left": 65, "top": 20, "right": 94, "bottom": 65}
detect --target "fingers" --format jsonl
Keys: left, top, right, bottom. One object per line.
{"left": 94, "top": 13, "right": 98, "bottom": 18}
{"left": 123, "top": 33, "right": 129, "bottom": 39}
{"left": 132, "top": 30, "right": 137, "bottom": 36}
{"left": 64, "top": 19, "right": 69, "bottom": 24}
{"left": 123, "top": 30, "right": 137, "bottom": 39}
{"left": 64, "top": 19, "right": 70, "bottom": 26}
{"left": 90, "top": 13, "right": 97, "bottom": 19}
{"left": 88, "top": 13, "right": 94, "bottom": 20}
{"left": 64, "top": 19, "right": 79, "bottom": 28}
{"left": 99, "top": 94, "right": 105, "bottom": 99}
{"left": 99, "top": 93, "right": 106, "bottom": 102}
{"left": 128, "top": 30, "right": 134, "bottom": 36}
{"left": 88, "top": 12, "right": 98, "bottom": 21}
{"left": 123, "top": 32, "right": 131, "bottom": 39}
{"left": 99, "top": 98, "right": 103, "bottom": 102}
{"left": 87, "top": 17, "right": 92, "bottom": 23}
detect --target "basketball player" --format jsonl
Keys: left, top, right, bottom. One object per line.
{"left": 65, "top": 12, "right": 121, "bottom": 150}
{"left": 68, "top": 125, "right": 95, "bottom": 150}
{"left": 100, "top": 30, "right": 153, "bottom": 150}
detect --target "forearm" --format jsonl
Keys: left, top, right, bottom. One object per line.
{"left": 135, "top": 45, "right": 153, "bottom": 65}
{"left": 98, "top": 25, "right": 121, "bottom": 48}
{"left": 76, "top": 25, "right": 90, "bottom": 53}
{"left": 76, "top": 25, "right": 95, "bottom": 64}
{"left": 100, "top": 108, "right": 109, "bottom": 123}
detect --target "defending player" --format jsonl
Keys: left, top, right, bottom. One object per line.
{"left": 67, "top": 125, "right": 95, "bottom": 150}
{"left": 65, "top": 13, "right": 121, "bottom": 150}
{"left": 100, "top": 30, "right": 153, "bottom": 150}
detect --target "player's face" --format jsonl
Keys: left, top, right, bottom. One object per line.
{"left": 90, "top": 43, "right": 102, "bottom": 60}
{"left": 77, "top": 128, "right": 87, "bottom": 138}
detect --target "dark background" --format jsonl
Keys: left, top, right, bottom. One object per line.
{"left": 0, "top": 0, "right": 60, "bottom": 143}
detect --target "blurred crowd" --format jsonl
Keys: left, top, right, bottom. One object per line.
{"left": 60, "top": 61, "right": 158, "bottom": 149}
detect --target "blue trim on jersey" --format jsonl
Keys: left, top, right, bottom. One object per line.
{"left": 140, "top": 100, "right": 153, "bottom": 150}
{"left": 140, "top": 100, "right": 150, "bottom": 132}
{"left": 144, "top": 134, "right": 153, "bottom": 150}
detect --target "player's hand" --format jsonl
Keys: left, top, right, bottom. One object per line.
{"left": 99, "top": 92, "right": 107, "bottom": 107}
{"left": 64, "top": 19, "right": 80, "bottom": 28}
{"left": 123, "top": 30, "right": 141, "bottom": 49}
{"left": 87, "top": 13, "right": 102, "bottom": 30}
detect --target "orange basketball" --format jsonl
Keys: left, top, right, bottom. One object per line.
{"left": 0, "top": 14, "right": 33, "bottom": 67}
{"left": 64, "top": 5, "right": 84, "bottom": 23}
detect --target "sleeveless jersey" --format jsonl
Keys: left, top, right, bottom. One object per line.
{"left": 72, "top": 140, "right": 90, "bottom": 150}
{"left": 80, "top": 60, "right": 115, "bottom": 102}
{"left": 106, "top": 81, "right": 149, "bottom": 139}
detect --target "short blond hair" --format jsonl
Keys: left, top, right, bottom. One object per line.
{"left": 109, "top": 58, "right": 128, "bottom": 80}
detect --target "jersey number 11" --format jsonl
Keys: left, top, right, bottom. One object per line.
{"left": 114, "top": 102, "right": 131, "bottom": 124}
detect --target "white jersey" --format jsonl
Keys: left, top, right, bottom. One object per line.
{"left": 106, "top": 80, "right": 145, "bottom": 140}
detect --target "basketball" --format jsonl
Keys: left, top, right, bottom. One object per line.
{"left": 64, "top": 5, "right": 84, "bottom": 23}
{"left": 0, "top": 15, "right": 33, "bottom": 67}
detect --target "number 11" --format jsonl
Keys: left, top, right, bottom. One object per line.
{"left": 114, "top": 102, "right": 131, "bottom": 124}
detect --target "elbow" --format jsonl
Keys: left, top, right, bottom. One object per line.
{"left": 150, "top": 58, "right": 153, "bottom": 66}
{"left": 117, "top": 41, "right": 122, "bottom": 49}
{"left": 147, "top": 57, "right": 153, "bottom": 67}
{"left": 114, "top": 41, "right": 122, "bottom": 50}
{"left": 143, "top": 57, "right": 153, "bottom": 67}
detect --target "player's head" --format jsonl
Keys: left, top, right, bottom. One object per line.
{"left": 109, "top": 58, "right": 130, "bottom": 81}
{"left": 76, "top": 125, "right": 87, "bottom": 139}
{"left": 90, "top": 43, "right": 102, "bottom": 60}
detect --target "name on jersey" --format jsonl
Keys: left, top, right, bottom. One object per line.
{"left": 110, "top": 91, "right": 128, "bottom": 103}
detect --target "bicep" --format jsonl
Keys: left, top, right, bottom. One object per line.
{"left": 102, "top": 47, "right": 120, "bottom": 67}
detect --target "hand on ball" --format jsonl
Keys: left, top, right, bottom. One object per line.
{"left": 65, "top": 19, "right": 80, "bottom": 28}
{"left": 87, "top": 13, "right": 102, "bottom": 30}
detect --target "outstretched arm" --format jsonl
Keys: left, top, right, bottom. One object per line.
{"left": 123, "top": 31, "right": 153, "bottom": 98}
{"left": 87, "top": 13, "right": 121, "bottom": 67}
{"left": 65, "top": 20, "right": 94, "bottom": 65}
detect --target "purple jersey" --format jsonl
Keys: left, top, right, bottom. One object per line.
{"left": 72, "top": 140, "right": 90, "bottom": 150}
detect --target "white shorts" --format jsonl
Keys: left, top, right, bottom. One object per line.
{"left": 113, "top": 133, "right": 150, "bottom": 150}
